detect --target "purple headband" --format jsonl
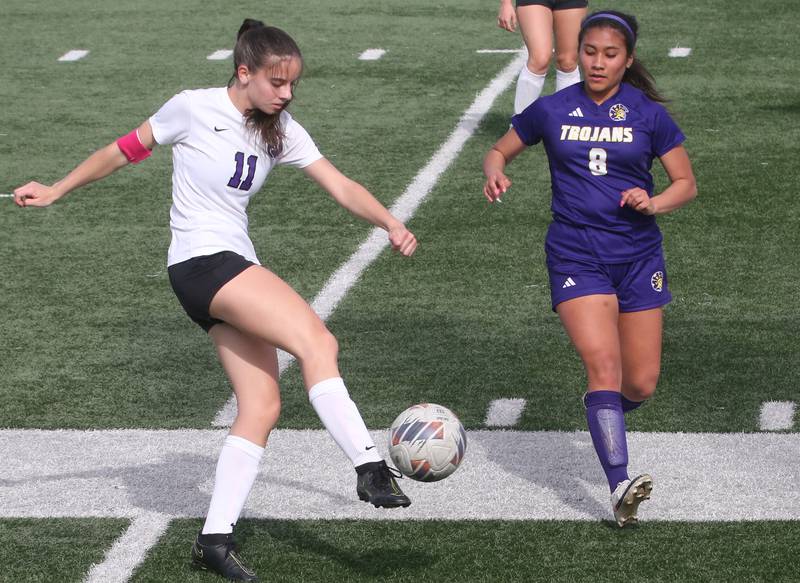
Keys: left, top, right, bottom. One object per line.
{"left": 582, "top": 13, "right": 636, "bottom": 45}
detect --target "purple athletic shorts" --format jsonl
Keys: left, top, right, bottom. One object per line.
{"left": 547, "top": 251, "right": 672, "bottom": 312}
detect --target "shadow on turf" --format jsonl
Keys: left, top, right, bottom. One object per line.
{"left": 0, "top": 453, "right": 354, "bottom": 517}
{"left": 480, "top": 431, "right": 615, "bottom": 520}
{"left": 261, "top": 521, "right": 433, "bottom": 578}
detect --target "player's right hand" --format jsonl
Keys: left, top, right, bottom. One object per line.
{"left": 13, "top": 182, "right": 60, "bottom": 207}
{"left": 497, "top": 3, "right": 517, "bottom": 32}
{"left": 483, "top": 172, "right": 511, "bottom": 203}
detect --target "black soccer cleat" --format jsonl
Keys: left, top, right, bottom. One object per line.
{"left": 191, "top": 530, "right": 259, "bottom": 582}
{"left": 356, "top": 460, "right": 411, "bottom": 508}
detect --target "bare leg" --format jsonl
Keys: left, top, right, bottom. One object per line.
{"left": 514, "top": 5, "right": 554, "bottom": 112}
{"left": 209, "top": 265, "right": 383, "bottom": 469}
{"left": 200, "top": 324, "right": 279, "bottom": 537}
{"left": 557, "top": 294, "right": 622, "bottom": 391}
{"left": 209, "top": 265, "right": 340, "bottom": 389}
{"left": 619, "top": 308, "right": 663, "bottom": 403}
{"left": 553, "top": 7, "right": 586, "bottom": 90}
{"left": 557, "top": 294, "right": 629, "bottom": 492}
{"left": 517, "top": 4, "right": 555, "bottom": 75}
{"left": 210, "top": 323, "right": 281, "bottom": 446}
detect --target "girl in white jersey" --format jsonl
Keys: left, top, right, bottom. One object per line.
{"left": 14, "top": 19, "right": 416, "bottom": 582}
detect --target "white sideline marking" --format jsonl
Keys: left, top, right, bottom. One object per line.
{"left": 760, "top": 401, "right": 795, "bottom": 431}
{"left": 82, "top": 512, "right": 171, "bottom": 583}
{"left": 2, "top": 429, "right": 800, "bottom": 521}
{"left": 0, "top": 193, "right": 13, "bottom": 198}
{"left": 668, "top": 47, "right": 692, "bottom": 57}
{"left": 207, "top": 49, "right": 233, "bottom": 61}
{"left": 477, "top": 49, "right": 524, "bottom": 53}
{"left": 58, "top": 50, "right": 90, "bottom": 62}
{"left": 358, "top": 48, "right": 386, "bottom": 61}
{"left": 212, "top": 51, "right": 528, "bottom": 427}
{"left": 485, "top": 399, "right": 526, "bottom": 427}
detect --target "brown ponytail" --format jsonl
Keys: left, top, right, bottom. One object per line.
{"left": 230, "top": 19, "right": 303, "bottom": 156}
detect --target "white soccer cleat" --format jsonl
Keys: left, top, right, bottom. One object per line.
{"left": 611, "top": 474, "right": 653, "bottom": 527}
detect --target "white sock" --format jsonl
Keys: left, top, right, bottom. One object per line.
{"left": 308, "top": 377, "right": 382, "bottom": 467}
{"left": 202, "top": 435, "right": 264, "bottom": 535}
{"left": 556, "top": 67, "right": 581, "bottom": 92}
{"left": 514, "top": 65, "right": 547, "bottom": 114}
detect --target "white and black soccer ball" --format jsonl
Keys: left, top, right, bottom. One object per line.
{"left": 388, "top": 403, "right": 467, "bottom": 482}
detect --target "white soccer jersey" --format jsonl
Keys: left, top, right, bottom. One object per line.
{"left": 149, "top": 87, "right": 323, "bottom": 266}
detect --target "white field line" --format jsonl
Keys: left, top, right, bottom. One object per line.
{"left": 358, "top": 48, "right": 386, "bottom": 60}
{"left": 58, "top": 49, "right": 90, "bottom": 62}
{"left": 82, "top": 512, "right": 172, "bottom": 583}
{"left": 212, "top": 51, "right": 527, "bottom": 427}
{"left": 760, "top": 401, "right": 796, "bottom": 431}
{"left": 669, "top": 47, "right": 692, "bottom": 57}
{"left": 0, "top": 193, "right": 14, "bottom": 198}
{"left": 207, "top": 49, "right": 233, "bottom": 61}
{"left": 476, "top": 49, "right": 525, "bottom": 53}
{"left": 1, "top": 428, "right": 799, "bottom": 522}
{"left": 485, "top": 398, "right": 526, "bottom": 427}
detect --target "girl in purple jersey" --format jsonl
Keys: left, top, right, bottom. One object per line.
{"left": 497, "top": 0, "right": 588, "bottom": 113}
{"left": 482, "top": 10, "right": 697, "bottom": 526}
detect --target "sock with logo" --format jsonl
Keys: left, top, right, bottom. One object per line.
{"left": 584, "top": 390, "right": 630, "bottom": 492}
{"left": 621, "top": 395, "right": 645, "bottom": 413}
{"left": 202, "top": 435, "right": 264, "bottom": 534}
{"left": 555, "top": 67, "right": 581, "bottom": 92}
{"left": 309, "top": 377, "right": 383, "bottom": 467}
{"left": 514, "top": 65, "right": 547, "bottom": 114}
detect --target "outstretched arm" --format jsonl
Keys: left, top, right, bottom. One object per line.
{"left": 302, "top": 158, "right": 417, "bottom": 256}
{"left": 14, "top": 121, "right": 156, "bottom": 207}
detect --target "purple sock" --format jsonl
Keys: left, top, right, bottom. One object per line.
{"left": 621, "top": 395, "right": 644, "bottom": 413}
{"left": 584, "top": 390, "right": 629, "bottom": 491}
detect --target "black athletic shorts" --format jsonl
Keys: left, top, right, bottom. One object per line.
{"left": 516, "top": 0, "right": 588, "bottom": 8}
{"left": 168, "top": 251, "right": 255, "bottom": 332}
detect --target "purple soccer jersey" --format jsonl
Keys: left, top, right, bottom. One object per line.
{"left": 512, "top": 82, "right": 685, "bottom": 263}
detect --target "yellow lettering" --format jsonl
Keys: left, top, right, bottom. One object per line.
{"left": 560, "top": 125, "right": 570, "bottom": 140}
{"left": 568, "top": 126, "right": 581, "bottom": 140}
{"left": 623, "top": 128, "right": 633, "bottom": 143}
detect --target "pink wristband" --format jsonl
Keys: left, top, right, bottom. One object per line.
{"left": 116, "top": 129, "right": 152, "bottom": 164}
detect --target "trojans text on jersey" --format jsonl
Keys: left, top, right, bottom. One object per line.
{"left": 559, "top": 125, "right": 633, "bottom": 143}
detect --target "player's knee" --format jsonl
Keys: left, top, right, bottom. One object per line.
{"left": 555, "top": 54, "right": 578, "bottom": 73}
{"left": 527, "top": 54, "right": 550, "bottom": 75}
{"left": 297, "top": 324, "right": 339, "bottom": 362}
{"left": 255, "top": 397, "right": 281, "bottom": 427}
{"left": 586, "top": 359, "right": 620, "bottom": 390}
{"left": 585, "top": 353, "right": 622, "bottom": 389}
{"left": 623, "top": 374, "right": 659, "bottom": 401}
{"left": 237, "top": 396, "right": 281, "bottom": 436}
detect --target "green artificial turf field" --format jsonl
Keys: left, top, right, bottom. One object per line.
{"left": 0, "top": 0, "right": 797, "bottom": 581}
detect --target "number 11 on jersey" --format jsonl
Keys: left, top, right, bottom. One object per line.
{"left": 228, "top": 151, "right": 258, "bottom": 190}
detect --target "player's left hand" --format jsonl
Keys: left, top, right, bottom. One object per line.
{"left": 497, "top": 3, "right": 517, "bottom": 32}
{"left": 388, "top": 225, "right": 417, "bottom": 257}
{"left": 620, "top": 187, "right": 656, "bottom": 215}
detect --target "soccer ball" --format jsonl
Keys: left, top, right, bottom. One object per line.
{"left": 388, "top": 403, "right": 467, "bottom": 482}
